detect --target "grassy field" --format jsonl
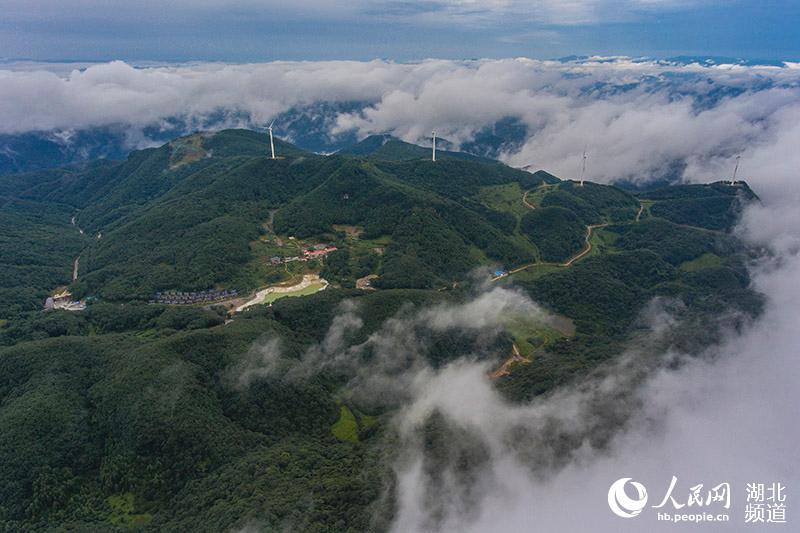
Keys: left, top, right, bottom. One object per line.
{"left": 680, "top": 252, "right": 723, "bottom": 272}
{"left": 476, "top": 182, "right": 530, "bottom": 219}
{"left": 332, "top": 224, "right": 364, "bottom": 238}
{"left": 107, "top": 493, "right": 153, "bottom": 528}
{"left": 351, "top": 235, "right": 391, "bottom": 252}
{"left": 251, "top": 233, "right": 307, "bottom": 259}
{"left": 523, "top": 183, "right": 557, "bottom": 208}
{"left": 358, "top": 412, "right": 378, "bottom": 430}
{"left": 468, "top": 245, "right": 491, "bottom": 264}
{"left": 508, "top": 263, "right": 561, "bottom": 282}
{"left": 474, "top": 183, "right": 542, "bottom": 263}
{"left": 262, "top": 281, "right": 328, "bottom": 304}
{"left": 506, "top": 233, "right": 540, "bottom": 263}
{"left": 168, "top": 134, "right": 207, "bottom": 169}
{"left": 586, "top": 227, "right": 618, "bottom": 259}
{"left": 238, "top": 251, "right": 303, "bottom": 288}
{"left": 639, "top": 199, "right": 655, "bottom": 219}
{"left": 503, "top": 313, "right": 573, "bottom": 357}
{"left": 331, "top": 405, "right": 360, "bottom": 443}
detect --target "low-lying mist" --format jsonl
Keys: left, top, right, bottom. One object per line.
{"left": 3, "top": 58, "right": 800, "bottom": 193}
{"left": 386, "top": 199, "right": 799, "bottom": 532}
{"left": 226, "top": 193, "right": 799, "bottom": 531}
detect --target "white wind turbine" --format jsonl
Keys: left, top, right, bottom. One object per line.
{"left": 578, "top": 148, "right": 588, "bottom": 187}
{"left": 730, "top": 154, "right": 740, "bottom": 186}
{"left": 432, "top": 130, "right": 437, "bottom": 162}
{"left": 268, "top": 120, "right": 276, "bottom": 160}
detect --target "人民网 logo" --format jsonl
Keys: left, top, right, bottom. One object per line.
{"left": 608, "top": 477, "right": 649, "bottom": 518}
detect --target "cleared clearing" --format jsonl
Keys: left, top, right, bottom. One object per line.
{"left": 476, "top": 182, "right": 530, "bottom": 219}
{"left": 236, "top": 274, "right": 328, "bottom": 312}
{"left": 680, "top": 252, "right": 723, "bottom": 272}
{"left": 331, "top": 405, "right": 359, "bottom": 443}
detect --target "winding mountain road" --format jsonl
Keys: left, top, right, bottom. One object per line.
{"left": 522, "top": 189, "right": 536, "bottom": 210}
{"left": 635, "top": 202, "right": 644, "bottom": 222}
{"left": 561, "top": 223, "right": 608, "bottom": 267}
{"left": 521, "top": 182, "right": 557, "bottom": 210}
{"left": 491, "top": 185, "right": 606, "bottom": 281}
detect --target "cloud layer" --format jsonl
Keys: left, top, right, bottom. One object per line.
{"left": 389, "top": 223, "right": 800, "bottom": 530}
{"left": 2, "top": 57, "right": 800, "bottom": 195}
{"left": 227, "top": 286, "right": 552, "bottom": 405}
{"left": 225, "top": 193, "right": 800, "bottom": 530}
{"left": 3, "top": 55, "right": 798, "bottom": 531}
{"left": 157, "top": 54, "right": 800, "bottom": 527}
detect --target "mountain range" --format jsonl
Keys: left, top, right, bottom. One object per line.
{"left": 0, "top": 129, "right": 762, "bottom": 531}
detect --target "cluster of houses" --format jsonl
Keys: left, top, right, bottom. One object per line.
{"left": 270, "top": 244, "right": 338, "bottom": 266}
{"left": 150, "top": 289, "right": 238, "bottom": 305}
{"left": 43, "top": 290, "right": 86, "bottom": 311}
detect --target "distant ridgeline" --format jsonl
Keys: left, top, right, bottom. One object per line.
{"left": 0, "top": 128, "right": 766, "bottom": 530}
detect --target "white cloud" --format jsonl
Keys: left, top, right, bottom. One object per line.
{"left": 239, "top": 285, "right": 551, "bottom": 402}
{"left": 223, "top": 206, "right": 800, "bottom": 530}
{"left": 3, "top": 49, "right": 798, "bottom": 532}
{"left": 386, "top": 197, "right": 800, "bottom": 531}
{"left": 1, "top": 57, "right": 799, "bottom": 194}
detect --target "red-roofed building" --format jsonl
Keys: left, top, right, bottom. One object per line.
{"left": 303, "top": 246, "right": 338, "bottom": 260}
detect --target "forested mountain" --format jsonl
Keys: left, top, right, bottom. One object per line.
{"left": 0, "top": 129, "right": 762, "bottom": 531}
{"left": 338, "top": 134, "right": 487, "bottom": 162}
{"left": 0, "top": 129, "right": 133, "bottom": 176}
{"left": 2, "top": 129, "right": 559, "bottom": 306}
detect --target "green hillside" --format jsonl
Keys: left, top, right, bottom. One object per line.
{"left": 0, "top": 199, "right": 90, "bottom": 314}
{"left": 273, "top": 158, "right": 541, "bottom": 286}
{"left": 520, "top": 207, "right": 585, "bottom": 262}
{"left": 638, "top": 181, "right": 758, "bottom": 230}
{"left": 0, "top": 128, "right": 761, "bottom": 317}
{"left": 0, "top": 128, "right": 765, "bottom": 531}
{"left": 339, "top": 134, "right": 488, "bottom": 162}
{"left": 2, "top": 130, "right": 555, "bottom": 308}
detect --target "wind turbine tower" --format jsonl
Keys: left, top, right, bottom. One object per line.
{"left": 268, "top": 121, "right": 276, "bottom": 160}
{"left": 579, "top": 149, "right": 588, "bottom": 187}
{"left": 432, "top": 130, "right": 437, "bottom": 162}
{"left": 730, "top": 155, "right": 740, "bottom": 186}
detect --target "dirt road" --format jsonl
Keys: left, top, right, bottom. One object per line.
{"left": 522, "top": 182, "right": 556, "bottom": 210}
{"left": 491, "top": 185, "right": 609, "bottom": 281}
{"left": 266, "top": 209, "right": 277, "bottom": 233}
{"left": 490, "top": 343, "right": 530, "bottom": 379}
{"left": 561, "top": 223, "right": 607, "bottom": 267}
{"left": 493, "top": 222, "right": 606, "bottom": 281}
{"left": 522, "top": 189, "right": 536, "bottom": 209}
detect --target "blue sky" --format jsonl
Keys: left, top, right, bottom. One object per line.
{"left": 0, "top": 0, "right": 798, "bottom": 62}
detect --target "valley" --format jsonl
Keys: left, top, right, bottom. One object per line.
{"left": 0, "top": 129, "right": 763, "bottom": 532}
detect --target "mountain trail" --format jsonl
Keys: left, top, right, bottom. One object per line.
{"left": 490, "top": 343, "right": 530, "bottom": 379}
{"left": 492, "top": 185, "right": 605, "bottom": 280}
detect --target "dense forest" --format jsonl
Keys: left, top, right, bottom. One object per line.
{"left": 0, "top": 129, "right": 763, "bottom": 531}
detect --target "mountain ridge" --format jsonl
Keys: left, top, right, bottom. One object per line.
{"left": 0, "top": 127, "right": 765, "bottom": 531}
{"left": 0, "top": 128, "right": 758, "bottom": 312}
